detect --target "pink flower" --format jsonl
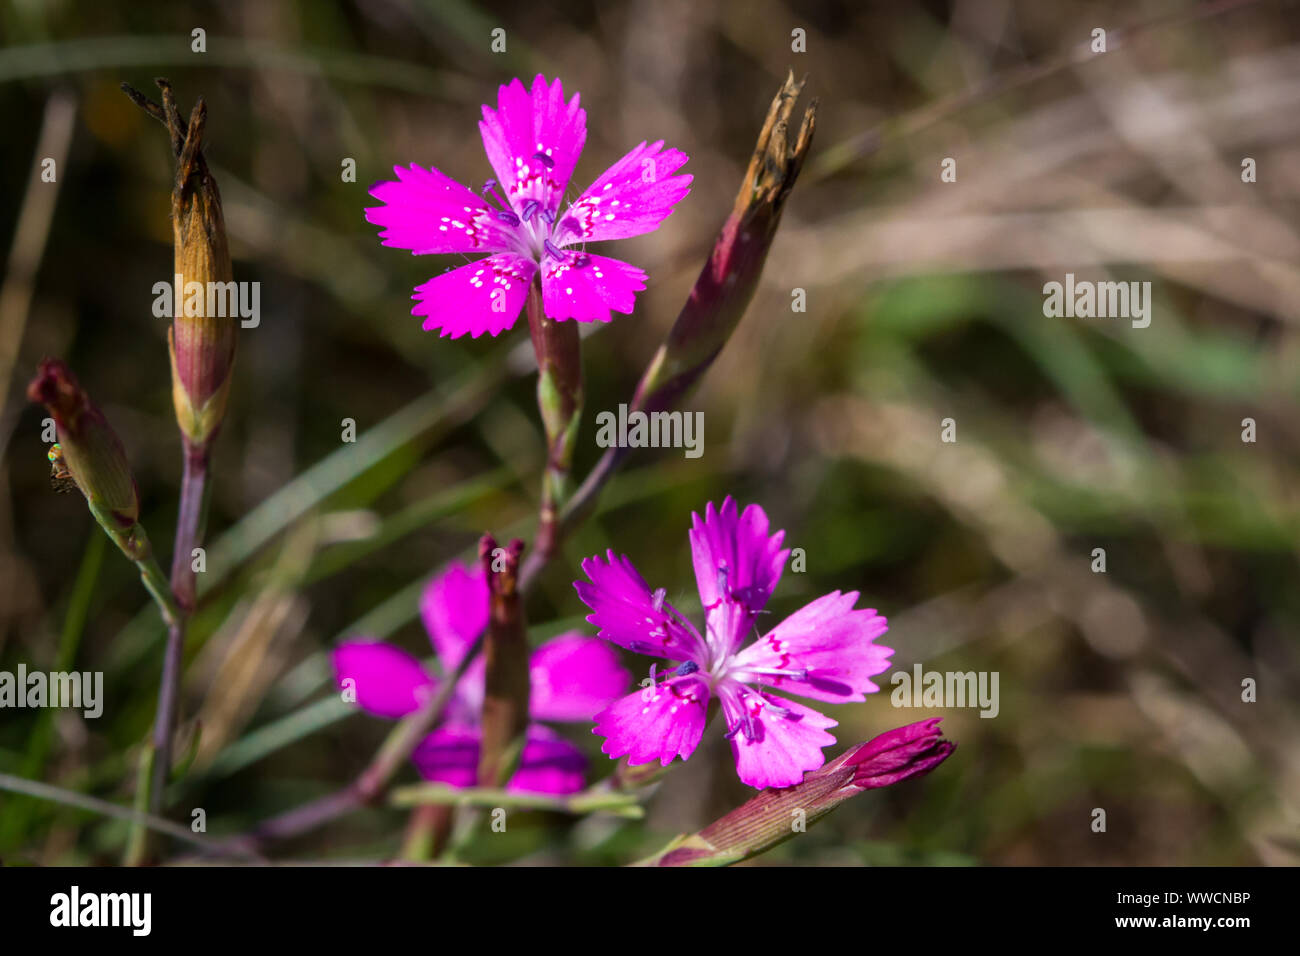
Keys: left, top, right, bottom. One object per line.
{"left": 333, "top": 561, "right": 630, "bottom": 794}
{"left": 575, "top": 498, "right": 894, "bottom": 789}
{"left": 366, "top": 74, "right": 692, "bottom": 338}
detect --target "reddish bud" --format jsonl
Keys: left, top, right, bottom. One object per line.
{"left": 27, "top": 358, "right": 148, "bottom": 559}
{"left": 649, "top": 719, "right": 955, "bottom": 866}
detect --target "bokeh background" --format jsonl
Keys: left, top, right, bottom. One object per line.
{"left": 1, "top": 0, "right": 1297, "bottom": 865}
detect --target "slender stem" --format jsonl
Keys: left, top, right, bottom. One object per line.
{"left": 391, "top": 782, "right": 643, "bottom": 817}
{"left": 0, "top": 771, "right": 259, "bottom": 861}
{"left": 134, "top": 551, "right": 182, "bottom": 630}
{"left": 524, "top": 279, "right": 582, "bottom": 574}
{"left": 148, "top": 622, "right": 185, "bottom": 811}
{"left": 148, "top": 440, "right": 209, "bottom": 812}
{"left": 123, "top": 743, "right": 154, "bottom": 866}
{"left": 170, "top": 440, "right": 209, "bottom": 610}
{"left": 518, "top": 452, "right": 615, "bottom": 593}
{"left": 400, "top": 804, "right": 452, "bottom": 862}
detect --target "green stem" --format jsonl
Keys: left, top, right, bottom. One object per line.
{"left": 390, "top": 782, "right": 644, "bottom": 818}
{"left": 134, "top": 552, "right": 181, "bottom": 630}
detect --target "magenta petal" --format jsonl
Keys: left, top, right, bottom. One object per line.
{"left": 690, "top": 498, "right": 789, "bottom": 614}
{"left": 479, "top": 75, "right": 587, "bottom": 217}
{"left": 541, "top": 252, "right": 646, "bottom": 323}
{"left": 510, "top": 726, "right": 588, "bottom": 795}
{"left": 529, "top": 632, "right": 631, "bottom": 723}
{"left": 412, "top": 724, "right": 480, "bottom": 788}
{"left": 419, "top": 561, "right": 490, "bottom": 671}
{"left": 731, "top": 591, "right": 893, "bottom": 703}
{"left": 718, "top": 682, "right": 838, "bottom": 790}
{"left": 592, "top": 676, "right": 709, "bottom": 767}
{"left": 845, "top": 719, "right": 956, "bottom": 790}
{"left": 333, "top": 641, "right": 436, "bottom": 720}
{"left": 411, "top": 725, "right": 588, "bottom": 795}
{"left": 554, "top": 140, "right": 691, "bottom": 244}
{"left": 365, "top": 164, "right": 518, "bottom": 255}
{"left": 575, "top": 550, "right": 708, "bottom": 662}
{"left": 412, "top": 253, "right": 535, "bottom": 338}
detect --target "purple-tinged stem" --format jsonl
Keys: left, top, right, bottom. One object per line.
{"left": 148, "top": 439, "right": 208, "bottom": 812}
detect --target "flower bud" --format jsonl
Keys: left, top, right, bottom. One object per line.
{"left": 633, "top": 71, "right": 816, "bottom": 414}
{"left": 649, "top": 719, "right": 954, "bottom": 866}
{"left": 125, "top": 79, "right": 237, "bottom": 448}
{"left": 27, "top": 358, "right": 149, "bottom": 560}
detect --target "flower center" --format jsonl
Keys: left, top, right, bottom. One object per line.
{"left": 483, "top": 179, "right": 559, "bottom": 260}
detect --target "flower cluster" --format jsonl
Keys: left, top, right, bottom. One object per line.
{"left": 353, "top": 77, "right": 944, "bottom": 803}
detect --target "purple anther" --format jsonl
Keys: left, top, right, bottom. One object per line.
{"left": 495, "top": 210, "right": 521, "bottom": 226}
{"left": 520, "top": 199, "right": 540, "bottom": 221}
{"left": 533, "top": 151, "right": 555, "bottom": 168}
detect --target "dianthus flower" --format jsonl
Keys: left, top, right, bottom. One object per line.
{"left": 366, "top": 75, "right": 692, "bottom": 337}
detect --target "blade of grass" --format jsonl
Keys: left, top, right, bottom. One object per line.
{"left": 0, "top": 531, "right": 104, "bottom": 848}
{"left": 0, "top": 771, "right": 258, "bottom": 860}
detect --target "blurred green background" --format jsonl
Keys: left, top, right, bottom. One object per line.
{"left": 0, "top": 0, "right": 1297, "bottom": 865}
